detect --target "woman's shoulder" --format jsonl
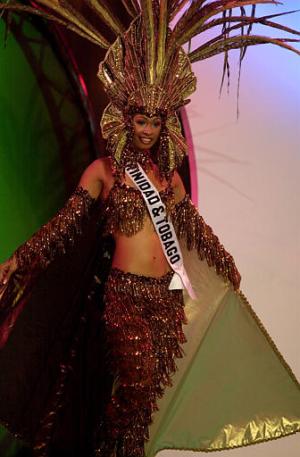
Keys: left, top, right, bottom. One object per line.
{"left": 84, "top": 156, "right": 113, "bottom": 180}
{"left": 78, "top": 156, "right": 113, "bottom": 199}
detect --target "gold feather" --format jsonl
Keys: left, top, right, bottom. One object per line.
{"left": 83, "top": 0, "right": 125, "bottom": 36}
{"left": 189, "top": 34, "right": 300, "bottom": 62}
{"left": 141, "top": 0, "right": 156, "bottom": 84}
{"left": 120, "top": 0, "right": 140, "bottom": 17}
{"left": 156, "top": 0, "right": 168, "bottom": 82}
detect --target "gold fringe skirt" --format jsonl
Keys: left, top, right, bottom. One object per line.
{"left": 95, "top": 268, "right": 186, "bottom": 457}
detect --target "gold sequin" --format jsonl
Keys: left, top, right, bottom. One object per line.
{"left": 172, "top": 195, "right": 241, "bottom": 289}
{"left": 103, "top": 182, "right": 175, "bottom": 237}
{"left": 95, "top": 268, "right": 186, "bottom": 457}
{"left": 15, "top": 187, "right": 95, "bottom": 270}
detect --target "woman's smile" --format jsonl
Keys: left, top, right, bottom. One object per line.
{"left": 139, "top": 136, "right": 153, "bottom": 145}
{"left": 132, "top": 114, "right": 162, "bottom": 150}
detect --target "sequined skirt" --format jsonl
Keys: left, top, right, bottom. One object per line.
{"left": 95, "top": 268, "right": 186, "bottom": 457}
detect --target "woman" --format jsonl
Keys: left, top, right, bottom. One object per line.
{"left": 0, "top": 111, "right": 240, "bottom": 456}
{"left": 0, "top": 2, "right": 300, "bottom": 457}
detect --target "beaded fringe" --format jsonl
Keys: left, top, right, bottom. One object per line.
{"left": 95, "top": 268, "right": 187, "bottom": 457}
{"left": 172, "top": 195, "right": 240, "bottom": 288}
{"left": 15, "top": 187, "right": 95, "bottom": 271}
{"left": 103, "top": 182, "right": 175, "bottom": 237}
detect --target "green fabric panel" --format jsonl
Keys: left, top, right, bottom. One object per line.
{"left": 0, "top": 18, "right": 65, "bottom": 262}
{"left": 147, "top": 288, "right": 300, "bottom": 455}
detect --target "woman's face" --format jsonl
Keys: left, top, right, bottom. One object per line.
{"left": 132, "top": 114, "right": 162, "bottom": 151}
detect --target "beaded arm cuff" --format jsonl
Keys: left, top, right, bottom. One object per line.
{"left": 172, "top": 195, "right": 241, "bottom": 290}
{"left": 15, "top": 187, "right": 96, "bottom": 271}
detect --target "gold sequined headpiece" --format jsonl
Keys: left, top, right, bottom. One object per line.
{"left": 97, "top": 12, "right": 197, "bottom": 172}
{"left": 2, "top": 1, "right": 300, "bottom": 174}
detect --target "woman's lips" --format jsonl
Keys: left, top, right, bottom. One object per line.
{"left": 139, "top": 137, "right": 152, "bottom": 144}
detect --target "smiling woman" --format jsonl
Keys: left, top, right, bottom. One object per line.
{"left": 0, "top": 2, "right": 300, "bottom": 457}
{"left": 132, "top": 114, "right": 162, "bottom": 150}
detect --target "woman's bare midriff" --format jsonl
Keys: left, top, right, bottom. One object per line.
{"left": 100, "top": 160, "right": 183, "bottom": 278}
{"left": 111, "top": 218, "right": 171, "bottom": 278}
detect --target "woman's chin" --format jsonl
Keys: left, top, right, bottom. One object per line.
{"left": 133, "top": 142, "right": 152, "bottom": 151}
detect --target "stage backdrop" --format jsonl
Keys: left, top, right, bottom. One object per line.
{"left": 165, "top": 2, "right": 299, "bottom": 457}
{"left": 0, "top": 15, "right": 93, "bottom": 262}
{"left": 0, "top": 3, "right": 299, "bottom": 457}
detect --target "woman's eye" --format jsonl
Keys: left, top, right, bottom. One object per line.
{"left": 136, "top": 120, "right": 145, "bottom": 126}
{"left": 154, "top": 122, "right": 161, "bottom": 128}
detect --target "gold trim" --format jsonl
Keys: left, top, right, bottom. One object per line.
{"left": 151, "top": 427, "right": 300, "bottom": 455}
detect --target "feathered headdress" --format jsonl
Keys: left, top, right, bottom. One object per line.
{"left": 1, "top": 0, "right": 300, "bottom": 176}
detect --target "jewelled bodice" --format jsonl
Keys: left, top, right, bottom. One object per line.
{"left": 103, "top": 181, "right": 175, "bottom": 237}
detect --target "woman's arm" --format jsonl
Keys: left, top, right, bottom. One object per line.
{"left": 172, "top": 171, "right": 241, "bottom": 290}
{"left": 7, "top": 159, "right": 104, "bottom": 274}
{"left": 78, "top": 158, "right": 104, "bottom": 199}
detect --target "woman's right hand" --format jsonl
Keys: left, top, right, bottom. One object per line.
{"left": 0, "top": 255, "right": 18, "bottom": 287}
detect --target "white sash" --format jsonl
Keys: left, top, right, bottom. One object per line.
{"left": 125, "top": 164, "right": 196, "bottom": 300}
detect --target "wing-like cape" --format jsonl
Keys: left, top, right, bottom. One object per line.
{"left": 0, "top": 203, "right": 114, "bottom": 456}
{"left": 146, "top": 207, "right": 300, "bottom": 455}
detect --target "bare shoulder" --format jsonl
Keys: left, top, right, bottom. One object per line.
{"left": 97, "top": 156, "right": 114, "bottom": 177}
{"left": 83, "top": 156, "right": 112, "bottom": 178}
{"left": 79, "top": 157, "right": 113, "bottom": 199}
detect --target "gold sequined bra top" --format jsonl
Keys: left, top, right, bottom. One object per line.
{"left": 103, "top": 181, "right": 176, "bottom": 237}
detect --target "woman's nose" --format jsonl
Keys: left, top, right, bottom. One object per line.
{"left": 143, "top": 124, "right": 152, "bottom": 135}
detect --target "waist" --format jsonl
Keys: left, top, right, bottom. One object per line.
{"left": 106, "top": 267, "right": 174, "bottom": 299}
{"left": 112, "top": 231, "right": 171, "bottom": 276}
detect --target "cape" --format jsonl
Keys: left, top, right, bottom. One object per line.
{"left": 0, "top": 205, "right": 114, "bottom": 456}
{"left": 146, "top": 244, "right": 300, "bottom": 455}
{"left": 0, "top": 205, "right": 299, "bottom": 457}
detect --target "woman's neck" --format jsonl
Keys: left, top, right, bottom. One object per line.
{"left": 122, "top": 146, "right": 152, "bottom": 172}
{"left": 134, "top": 148, "right": 151, "bottom": 166}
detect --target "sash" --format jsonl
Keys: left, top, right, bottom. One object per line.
{"left": 125, "top": 164, "right": 196, "bottom": 300}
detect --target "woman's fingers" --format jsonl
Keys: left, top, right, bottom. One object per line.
{"left": 0, "top": 258, "right": 16, "bottom": 285}
{"left": 0, "top": 264, "right": 9, "bottom": 284}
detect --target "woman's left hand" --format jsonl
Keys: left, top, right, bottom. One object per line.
{"left": 0, "top": 255, "right": 18, "bottom": 287}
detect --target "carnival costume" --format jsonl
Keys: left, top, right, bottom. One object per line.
{"left": 0, "top": 1, "right": 300, "bottom": 457}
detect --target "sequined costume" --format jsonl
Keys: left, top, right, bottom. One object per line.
{"left": 94, "top": 185, "right": 241, "bottom": 457}
{"left": 15, "top": 187, "right": 95, "bottom": 271}
{"left": 0, "top": 179, "right": 300, "bottom": 457}
{"left": 96, "top": 268, "right": 186, "bottom": 457}
{"left": 1, "top": 1, "right": 300, "bottom": 456}
{"left": 102, "top": 181, "right": 238, "bottom": 287}
{"left": 1, "top": 179, "right": 299, "bottom": 457}
{"left": 0, "top": 181, "right": 239, "bottom": 457}
{"left": 102, "top": 180, "right": 175, "bottom": 236}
